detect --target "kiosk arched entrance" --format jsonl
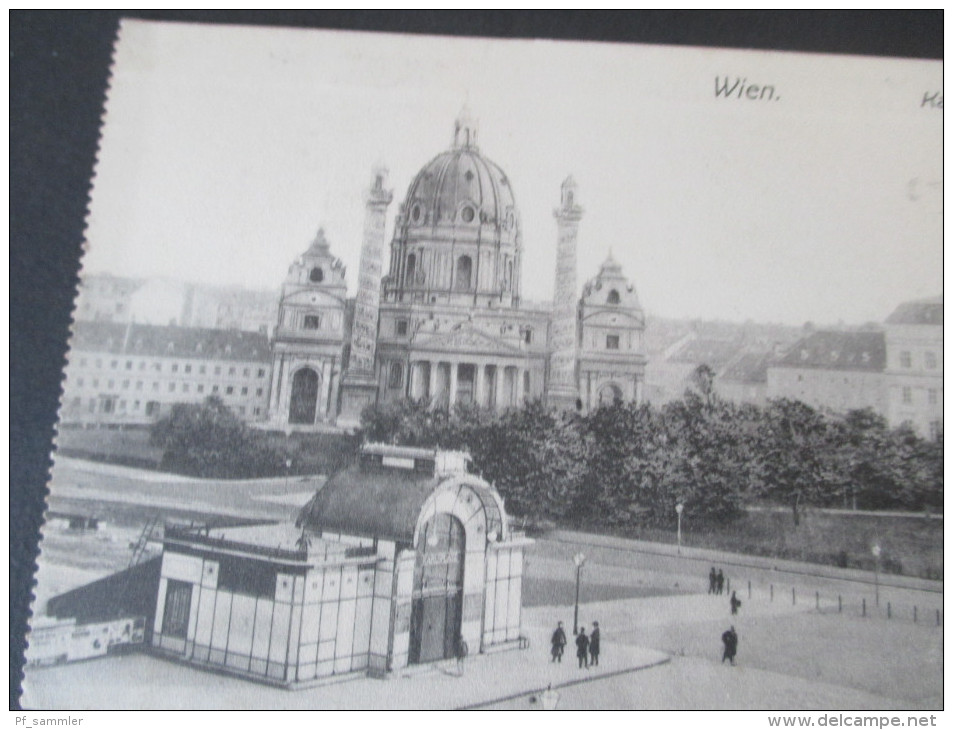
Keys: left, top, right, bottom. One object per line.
{"left": 409, "top": 513, "right": 465, "bottom": 664}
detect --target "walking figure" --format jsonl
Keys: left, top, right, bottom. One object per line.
{"left": 708, "top": 567, "right": 717, "bottom": 594}
{"left": 550, "top": 621, "right": 567, "bottom": 663}
{"left": 716, "top": 569, "right": 725, "bottom": 595}
{"left": 721, "top": 625, "right": 738, "bottom": 665}
{"left": 730, "top": 590, "right": 742, "bottom": 615}
{"left": 455, "top": 635, "right": 468, "bottom": 675}
{"left": 575, "top": 627, "right": 590, "bottom": 669}
{"left": 589, "top": 621, "right": 600, "bottom": 666}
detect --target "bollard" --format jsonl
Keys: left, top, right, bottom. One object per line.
{"left": 887, "top": 602, "right": 891, "bottom": 619}
{"left": 748, "top": 580, "right": 751, "bottom": 599}
{"left": 770, "top": 584, "right": 774, "bottom": 601}
{"left": 838, "top": 595, "right": 842, "bottom": 613}
{"left": 862, "top": 598, "right": 866, "bottom": 617}
{"left": 792, "top": 587, "right": 796, "bottom": 605}
{"left": 914, "top": 606, "right": 917, "bottom": 623}
{"left": 816, "top": 591, "right": 819, "bottom": 610}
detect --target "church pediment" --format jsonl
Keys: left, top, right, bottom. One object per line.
{"left": 414, "top": 322, "right": 522, "bottom": 354}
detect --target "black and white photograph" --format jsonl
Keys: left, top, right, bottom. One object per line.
{"left": 14, "top": 13, "right": 942, "bottom": 715}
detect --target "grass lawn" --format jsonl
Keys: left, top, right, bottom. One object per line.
{"left": 574, "top": 508, "right": 942, "bottom": 580}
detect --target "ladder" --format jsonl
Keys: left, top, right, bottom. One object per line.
{"left": 128, "top": 516, "right": 162, "bottom": 568}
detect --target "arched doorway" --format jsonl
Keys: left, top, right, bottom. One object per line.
{"left": 289, "top": 367, "right": 320, "bottom": 424}
{"left": 598, "top": 383, "right": 623, "bottom": 407}
{"left": 409, "top": 513, "right": 465, "bottom": 664}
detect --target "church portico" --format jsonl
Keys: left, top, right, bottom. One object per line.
{"left": 404, "top": 355, "right": 539, "bottom": 410}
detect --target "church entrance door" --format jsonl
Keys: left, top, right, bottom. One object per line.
{"left": 289, "top": 367, "right": 319, "bottom": 424}
{"left": 410, "top": 513, "right": 465, "bottom": 664}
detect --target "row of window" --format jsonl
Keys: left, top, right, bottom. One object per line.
{"left": 72, "top": 397, "right": 261, "bottom": 418}
{"left": 76, "top": 357, "right": 267, "bottom": 378}
{"left": 71, "top": 378, "right": 265, "bottom": 398}
{"left": 898, "top": 350, "right": 939, "bottom": 369}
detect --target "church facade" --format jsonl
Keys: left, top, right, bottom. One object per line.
{"left": 268, "top": 111, "right": 647, "bottom": 430}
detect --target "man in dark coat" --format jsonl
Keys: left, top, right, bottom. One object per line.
{"left": 575, "top": 627, "right": 590, "bottom": 669}
{"left": 716, "top": 569, "right": 725, "bottom": 595}
{"left": 708, "top": 567, "right": 717, "bottom": 594}
{"left": 550, "top": 621, "right": 567, "bottom": 663}
{"left": 730, "top": 590, "right": 742, "bottom": 615}
{"left": 589, "top": 621, "right": 601, "bottom": 666}
{"left": 721, "top": 625, "right": 738, "bottom": 665}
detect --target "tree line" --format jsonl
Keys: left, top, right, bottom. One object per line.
{"left": 359, "top": 367, "right": 942, "bottom": 530}
{"left": 149, "top": 376, "right": 941, "bottom": 531}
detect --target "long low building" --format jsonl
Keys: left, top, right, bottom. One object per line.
{"left": 59, "top": 322, "right": 273, "bottom": 426}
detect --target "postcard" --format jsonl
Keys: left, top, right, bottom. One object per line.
{"left": 20, "top": 18, "right": 942, "bottom": 712}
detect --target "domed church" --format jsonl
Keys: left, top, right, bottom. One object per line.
{"left": 267, "top": 109, "right": 647, "bottom": 429}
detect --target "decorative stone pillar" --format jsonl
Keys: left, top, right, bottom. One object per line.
{"left": 339, "top": 167, "right": 393, "bottom": 428}
{"left": 548, "top": 177, "right": 583, "bottom": 411}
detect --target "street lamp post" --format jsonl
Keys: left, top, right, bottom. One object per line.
{"left": 871, "top": 544, "right": 881, "bottom": 607}
{"left": 572, "top": 552, "right": 587, "bottom": 635}
{"left": 675, "top": 503, "right": 684, "bottom": 556}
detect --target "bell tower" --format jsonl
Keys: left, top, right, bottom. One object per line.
{"left": 268, "top": 228, "right": 348, "bottom": 430}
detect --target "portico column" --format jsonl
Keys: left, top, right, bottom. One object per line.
{"left": 635, "top": 377, "right": 643, "bottom": 404}
{"left": 475, "top": 364, "right": 486, "bottom": 408}
{"left": 449, "top": 362, "right": 459, "bottom": 407}
{"left": 428, "top": 361, "right": 438, "bottom": 403}
{"left": 496, "top": 366, "right": 507, "bottom": 408}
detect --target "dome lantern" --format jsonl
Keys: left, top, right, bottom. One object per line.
{"left": 452, "top": 106, "right": 478, "bottom": 150}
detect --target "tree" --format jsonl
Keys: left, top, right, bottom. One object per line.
{"left": 660, "top": 389, "right": 754, "bottom": 526}
{"left": 151, "top": 396, "right": 284, "bottom": 478}
{"left": 578, "top": 401, "right": 671, "bottom": 526}
{"left": 755, "top": 398, "right": 841, "bottom": 526}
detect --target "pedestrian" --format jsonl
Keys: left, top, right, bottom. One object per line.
{"left": 708, "top": 567, "right": 717, "bottom": 594}
{"left": 551, "top": 621, "right": 567, "bottom": 663}
{"left": 716, "top": 569, "right": 725, "bottom": 595}
{"left": 721, "top": 625, "right": 738, "bottom": 665}
{"left": 575, "top": 627, "right": 590, "bottom": 669}
{"left": 589, "top": 621, "right": 600, "bottom": 666}
{"left": 730, "top": 590, "right": 741, "bottom": 615}
{"left": 455, "top": 634, "right": 468, "bottom": 675}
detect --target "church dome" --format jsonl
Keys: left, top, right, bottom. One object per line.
{"left": 400, "top": 109, "right": 519, "bottom": 234}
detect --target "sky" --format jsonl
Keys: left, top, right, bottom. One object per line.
{"left": 81, "top": 20, "right": 943, "bottom": 327}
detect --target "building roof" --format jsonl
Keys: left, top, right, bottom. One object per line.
{"left": 297, "top": 463, "right": 443, "bottom": 544}
{"left": 774, "top": 330, "right": 885, "bottom": 372}
{"left": 668, "top": 338, "right": 740, "bottom": 369}
{"left": 296, "top": 449, "right": 504, "bottom": 545}
{"left": 719, "top": 351, "right": 773, "bottom": 384}
{"left": 885, "top": 297, "right": 943, "bottom": 326}
{"left": 400, "top": 112, "right": 518, "bottom": 233}
{"left": 70, "top": 321, "right": 271, "bottom": 362}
